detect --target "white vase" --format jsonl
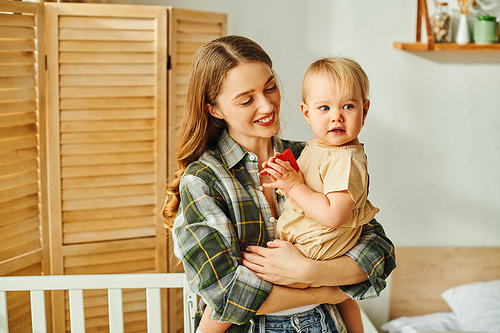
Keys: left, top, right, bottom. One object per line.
{"left": 456, "top": 14, "right": 470, "bottom": 44}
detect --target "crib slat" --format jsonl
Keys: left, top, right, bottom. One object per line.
{"left": 30, "top": 290, "right": 47, "bottom": 333}
{"left": 69, "top": 289, "right": 86, "bottom": 333}
{"left": 184, "top": 278, "right": 196, "bottom": 333}
{"left": 146, "top": 287, "right": 162, "bottom": 333}
{"left": 0, "top": 291, "right": 8, "bottom": 333}
{"left": 108, "top": 288, "right": 124, "bottom": 333}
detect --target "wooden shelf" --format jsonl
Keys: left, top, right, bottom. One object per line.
{"left": 393, "top": 42, "right": 500, "bottom": 51}
{"left": 394, "top": 0, "right": 500, "bottom": 52}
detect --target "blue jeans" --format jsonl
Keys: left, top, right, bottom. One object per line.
{"left": 253, "top": 305, "right": 340, "bottom": 333}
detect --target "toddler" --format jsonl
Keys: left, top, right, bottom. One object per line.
{"left": 259, "top": 57, "right": 379, "bottom": 333}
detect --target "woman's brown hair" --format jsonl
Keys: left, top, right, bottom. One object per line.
{"left": 163, "top": 35, "right": 274, "bottom": 228}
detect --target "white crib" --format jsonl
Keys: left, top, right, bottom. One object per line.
{"left": 0, "top": 273, "right": 196, "bottom": 333}
{"left": 0, "top": 273, "right": 380, "bottom": 333}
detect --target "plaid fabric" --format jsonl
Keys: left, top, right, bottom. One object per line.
{"left": 341, "top": 218, "right": 396, "bottom": 299}
{"left": 172, "top": 130, "right": 396, "bottom": 333}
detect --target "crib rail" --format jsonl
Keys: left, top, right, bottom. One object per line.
{"left": 0, "top": 273, "right": 196, "bottom": 333}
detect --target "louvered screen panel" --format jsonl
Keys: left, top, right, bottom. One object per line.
{"left": 167, "top": 8, "right": 227, "bottom": 175}
{"left": 45, "top": 3, "right": 167, "bottom": 332}
{"left": 0, "top": 1, "right": 46, "bottom": 332}
{"left": 167, "top": 8, "right": 227, "bottom": 333}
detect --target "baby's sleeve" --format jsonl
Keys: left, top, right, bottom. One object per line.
{"left": 319, "top": 151, "right": 368, "bottom": 203}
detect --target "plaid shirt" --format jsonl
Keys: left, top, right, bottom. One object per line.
{"left": 172, "top": 130, "right": 396, "bottom": 332}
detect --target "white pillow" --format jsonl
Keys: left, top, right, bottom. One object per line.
{"left": 441, "top": 279, "right": 500, "bottom": 333}
{"left": 381, "top": 312, "right": 462, "bottom": 333}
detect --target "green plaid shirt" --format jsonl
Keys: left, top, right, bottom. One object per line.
{"left": 172, "top": 130, "right": 395, "bottom": 332}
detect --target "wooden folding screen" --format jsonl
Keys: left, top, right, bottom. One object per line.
{"left": 0, "top": 1, "right": 226, "bottom": 332}
{"left": 0, "top": 1, "right": 47, "bottom": 332}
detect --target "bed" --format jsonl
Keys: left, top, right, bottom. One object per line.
{"left": 381, "top": 247, "right": 500, "bottom": 333}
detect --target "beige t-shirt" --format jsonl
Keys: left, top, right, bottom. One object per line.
{"left": 277, "top": 138, "right": 379, "bottom": 261}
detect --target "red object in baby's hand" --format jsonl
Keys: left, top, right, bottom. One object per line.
{"left": 279, "top": 149, "right": 299, "bottom": 171}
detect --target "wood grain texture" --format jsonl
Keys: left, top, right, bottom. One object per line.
{"left": 389, "top": 247, "right": 500, "bottom": 320}
{"left": 0, "top": 11, "right": 44, "bottom": 333}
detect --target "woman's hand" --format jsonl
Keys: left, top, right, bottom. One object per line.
{"left": 242, "top": 239, "right": 313, "bottom": 285}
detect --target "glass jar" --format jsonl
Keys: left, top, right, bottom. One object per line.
{"left": 431, "top": 2, "right": 452, "bottom": 42}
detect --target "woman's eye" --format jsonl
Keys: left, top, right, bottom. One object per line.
{"left": 319, "top": 106, "right": 330, "bottom": 111}
{"left": 241, "top": 98, "right": 252, "bottom": 106}
{"left": 343, "top": 104, "right": 354, "bottom": 110}
{"left": 265, "top": 85, "right": 277, "bottom": 93}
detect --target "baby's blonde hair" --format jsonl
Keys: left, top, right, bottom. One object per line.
{"left": 302, "top": 57, "right": 370, "bottom": 103}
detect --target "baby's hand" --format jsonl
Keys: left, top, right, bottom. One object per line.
{"left": 259, "top": 155, "right": 304, "bottom": 195}
{"left": 258, "top": 152, "right": 281, "bottom": 179}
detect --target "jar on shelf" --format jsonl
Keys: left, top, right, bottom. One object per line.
{"left": 431, "top": 2, "right": 452, "bottom": 42}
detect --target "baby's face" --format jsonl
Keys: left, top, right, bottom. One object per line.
{"left": 301, "top": 74, "right": 369, "bottom": 148}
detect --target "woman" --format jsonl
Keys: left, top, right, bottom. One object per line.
{"left": 163, "top": 35, "right": 395, "bottom": 333}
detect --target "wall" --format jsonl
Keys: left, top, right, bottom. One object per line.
{"left": 111, "top": 0, "right": 500, "bottom": 330}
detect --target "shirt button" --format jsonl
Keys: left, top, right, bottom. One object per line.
{"left": 293, "top": 317, "right": 300, "bottom": 325}
{"left": 249, "top": 154, "right": 256, "bottom": 161}
{"left": 269, "top": 217, "right": 275, "bottom": 223}
{"left": 258, "top": 185, "right": 264, "bottom": 191}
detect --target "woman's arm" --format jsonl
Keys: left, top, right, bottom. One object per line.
{"left": 242, "top": 219, "right": 396, "bottom": 299}
{"left": 242, "top": 238, "right": 367, "bottom": 287}
{"left": 256, "top": 284, "right": 349, "bottom": 315}
{"left": 341, "top": 218, "right": 396, "bottom": 299}
{"left": 199, "top": 306, "right": 232, "bottom": 333}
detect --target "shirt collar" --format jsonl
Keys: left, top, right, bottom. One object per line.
{"left": 216, "top": 129, "right": 285, "bottom": 169}
{"left": 216, "top": 129, "right": 247, "bottom": 169}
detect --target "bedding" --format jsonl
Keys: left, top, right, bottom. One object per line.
{"left": 441, "top": 280, "right": 500, "bottom": 333}
{"left": 381, "top": 312, "right": 462, "bottom": 333}
{"left": 382, "top": 279, "right": 500, "bottom": 333}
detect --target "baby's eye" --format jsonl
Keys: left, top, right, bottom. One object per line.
{"left": 343, "top": 104, "right": 354, "bottom": 110}
{"left": 319, "top": 106, "right": 330, "bottom": 111}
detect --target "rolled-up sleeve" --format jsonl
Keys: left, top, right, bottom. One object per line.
{"left": 173, "top": 173, "right": 272, "bottom": 324}
{"left": 341, "top": 218, "right": 396, "bottom": 300}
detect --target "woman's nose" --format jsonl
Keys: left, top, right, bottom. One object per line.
{"left": 259, "top": 95, "right": 274, "bottom": 113}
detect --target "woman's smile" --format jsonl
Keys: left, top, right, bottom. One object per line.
{"left": 255, "top": 111, "right": 276, "bottom": 126}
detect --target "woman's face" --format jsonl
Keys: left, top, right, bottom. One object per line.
{"left": 207, "top": 61, "right": 281, "bottom": 147}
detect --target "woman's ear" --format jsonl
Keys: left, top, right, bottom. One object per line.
{"left": 205, "top": 103, "right": 223, "bottom": 119}
{"left": 362, "top": 99, "right": 370, "bottom": 125}
{"left": 300, "top": 103, "right": 311, "bottom": 125}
